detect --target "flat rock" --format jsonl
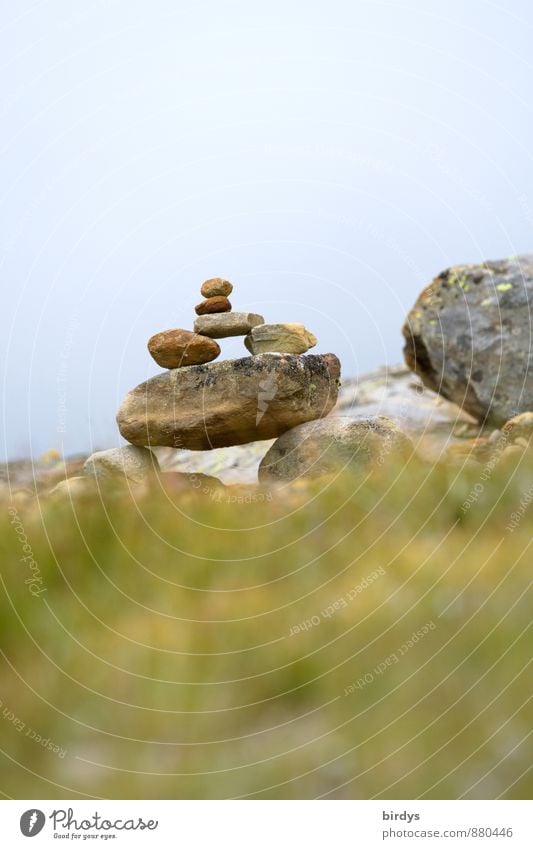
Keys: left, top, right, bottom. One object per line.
{"left": 403, "top": 255, "right": 533, "bottom": 426}
{"left": 195, "top": 296, "right": 232, "bottom": 316}
{"left": 259, "top": 416, "right": 412, "bottom": 483}
{"left": 244, "top": 323, "right": 317, "bottom": 355}
{"left": 83, "top": 446, "right": 160, "bottom": 482}
{"left": 200, "top": 278, "right": 233, "bottom": 298}
{"left": 117, "top": 353, "right": 341, "bottom": 450}
{"left": 194, "top": 312, "right": 265, "bottom": 338}
{"left": 148, "top": 329, "right": 220, "bottom": 369}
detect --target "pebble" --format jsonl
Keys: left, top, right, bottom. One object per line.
{"left": 195, "top": 296, "right": 231, "bottom": 316}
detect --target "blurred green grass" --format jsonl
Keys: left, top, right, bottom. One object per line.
{"left": 0, "top": 454, "right": 531, "bottom": 799}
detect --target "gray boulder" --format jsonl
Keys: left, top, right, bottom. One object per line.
{"left": 402, "top": 255, "right": 533, "bottom": 426}
{"left": 258, "top": 415, "right": 412, "bottom": 483}
{"left": 117, "top": 353, "right": 341, "bottom": 450}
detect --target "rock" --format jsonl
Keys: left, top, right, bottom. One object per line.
{"left": 244, "top": 323, "right": 317, "bottom": 355}
{"left": 49, "top": 476, "right": 96, "bottom": 498}
{"left": 502, "top": 412, "right": 533, "bottom": 443}
{"left": 148, "top": 329, "right": 220, "bottom": 369}
{"left": 402, "top": 255, "right": 533, "bottom": 427}
{"left": 200, "top": 278, "right": 233, "bottom": 298}
{"left": 195, "top": 296, "right": 232, "bottom": 316}
{"left": 194, "top": 312, "right": 265, "bottom": 338}
{"left": 259, "top": 416, "right": 412, "bottom": 483}
{"left": 117, "top": 353, "right": 341, "bottom": 450}
{"left": 83, "top": 446, "right": 160, "bottom": 482}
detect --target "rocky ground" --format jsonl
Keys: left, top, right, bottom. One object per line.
{"left": 0, "top": 364, "right": 478, "bottom": 494}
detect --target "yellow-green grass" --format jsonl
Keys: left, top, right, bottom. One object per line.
{"left": 0, "top": 453, "right": 531, "bottom": 799}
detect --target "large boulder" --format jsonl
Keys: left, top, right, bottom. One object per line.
{"left": 117, "top": 353, "right": 341, "bottom": 450}
{"left": 259, "top": 415, "right": 412, "bottom": 483}
{"left": 402, "top": 255, "right": 533, "bottom": 426}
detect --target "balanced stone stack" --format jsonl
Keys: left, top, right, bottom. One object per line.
{"left": 117, "top": 277, "right": 341, "bottom": 451}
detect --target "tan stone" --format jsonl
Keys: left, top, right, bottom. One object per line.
{"left": 245, "top": 323, "right": 317, "bottom": 355}
{"left": 200, "top": 278, "right": 233, "bottom": 298}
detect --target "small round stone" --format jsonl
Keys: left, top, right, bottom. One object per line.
{"left": 195, "top": 296, "right": 232, "bottom": 316}
{"left": 200, "top": 278, "right": 233, "bottom": 298}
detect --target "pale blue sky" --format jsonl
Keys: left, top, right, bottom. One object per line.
{"left": 2, "top": 0, "right": 533, "bottom": 460}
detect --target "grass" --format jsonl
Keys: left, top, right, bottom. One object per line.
{"left": 0, "top": 452, "right": 531, "bottom": 799}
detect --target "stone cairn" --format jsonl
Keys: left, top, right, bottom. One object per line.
{"left": 146, "top": 277, "right": 319, "bottom": 368}
{"left": 116, "top": 277, "right": 341, "bottom": 453}
{"left": 72, "top": 277, "right": 341, "bottom": 491}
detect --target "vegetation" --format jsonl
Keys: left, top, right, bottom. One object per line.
{"left": 0, "top": 453, "right": 531, "bottom": 799}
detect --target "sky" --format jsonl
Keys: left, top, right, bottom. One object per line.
{"left": 2, "top": 0, "right": 533, "bottom": 460}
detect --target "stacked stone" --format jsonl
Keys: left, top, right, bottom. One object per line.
{"left": 147, "top": 278, "right": 265, "bottom": 369}
{"left": 147, "top": 276, "right": 319, "bottom": 363}
{"left": 193, "top": 277, "right": 265, "bottom": 340}
{"left": 116, "top": 277, "right": 340, "bottom": 453}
